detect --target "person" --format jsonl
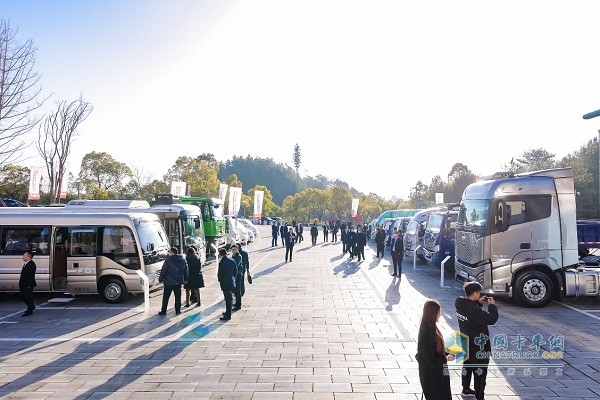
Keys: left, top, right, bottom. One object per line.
{"left": 283, "top": 226, "right": 296, "bottom": 262}
{"left": 331, "top": 222, "right": 338, "bottom": 243}
{"left": 375, "top": 227, "right": 386, "bottom": 258}
{"left": 340, "top": 225, "right": 348, "bottom": 254}
{"left": 217, "top": 248, "right": 237, "bottom": 320}
{"left": 322, "top": 223, "right": 329, "bottom": 242}
{"left": 158, "top": 247, "right": 189, "bottom": 316}
{"left": 416, "top": 300, "right": 453, "bottom": 400}
{"left": 310, "top": 223, "right": 319, "bottom": 246}
{"left": 391, "top": 230, "right": 404, "bottom": 277}
{"left": 19, "top": 250, "right": 37, "bottom": 317}
{"left": 355, "top": 226, "right": 367, "bottom": 261}
{"left": 184, "top": 247, "right": 204, "bottom": 308}
{"left": 455, "top": 282, "right": 499, "bottom": 400}
{"left": 346, "top": 226, "right": 357, "bottom": 260}
{"left": 280, "top": 223, "right": 287, "bottom": 247}
{"left": 271, "top": 223, "right": 279, "bottom": 247}
{"left": 230, "top": 244, "right": 245, "bottom": 310}
{"left": 296, "top": 222, "right": 304, "bottom": 242}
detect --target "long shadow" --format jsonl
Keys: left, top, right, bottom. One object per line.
{"left": 252, "top": 261, "right": 287, "bottom": 280}
{"left": 385, "top": 276, "right": 401, "bottom": 311}
{"left": 332, "top": 259, "right": 361, "bottom": 278}
{"left": 330, "top": 254, "right": 344, "bottom": 262}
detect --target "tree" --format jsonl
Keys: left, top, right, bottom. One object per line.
{"left": 424, "top": 175, "right": 446, "bottom": 204}
{"left": 37, "top": 95, "right": 93, "bottom": 203}
{"left": 445, "top": 163, "right": 478, "bottom": 203}
{"left": 513, "top": 148, "right": 556, "bottom": 173}
{"left": 293, "top": 143, "right": 301, "bottom": 176}
{"left": 408, "top": 180, "right": 429, "bottom": 207}
{"left": 139, "top": 179, "right": 170, "bottom": 202}
{"left": 0, "top": 20, "right": 46, "bottom": 166}
{"left": 164, "top": 154, "right": 220, "bottom": 197}
{"left": 326, "top": 186, "right": 352, "bottom": 220}
{"left": 0, "top": 164, "right": 29, "bottom": 200}
{"left": 78, "top": 151, "right": 132, "bottom": 198}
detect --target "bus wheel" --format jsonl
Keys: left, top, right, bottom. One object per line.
{"left": 514, "top": 271, "right": 552, "bottom": 308}
{"left": 102, "top": 278, "right": 128, "bottom": 303}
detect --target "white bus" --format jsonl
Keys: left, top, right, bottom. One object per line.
{"left": 64, "top": 200, "right": 207, "bottom": 264}
{"left": 0, "top": 212, "right": 169, "bottom": 303}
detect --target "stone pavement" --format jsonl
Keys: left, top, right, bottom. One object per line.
{"left": 1, "top": 225, "right": 600, "bottom": 399}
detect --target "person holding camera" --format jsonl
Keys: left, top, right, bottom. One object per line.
{"left": 455, "top": 282, "right": 499, "bottom": 400}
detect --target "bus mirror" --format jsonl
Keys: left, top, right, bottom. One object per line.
{"left": 194, "top": 218, "right": 201, "bottom": 229}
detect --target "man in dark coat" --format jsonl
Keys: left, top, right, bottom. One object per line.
{"left": 19, "top": 250, "right": 37, "bottom": 317}
{"left": 390, "top": 231, "right": 404, "bottom": 277}
{"left": 217, "top": 248, "right": 237, "bottom": 320}
{"left": 346, "top": 226, "right": 357, "bottom": 260}
{"left": 375, "top": 227, "right": 386, "bottom": 258}
{"left": 280, "top": 223, "right": 287, "bottom": 247}
{"left": 455, "top": 282, "right": 499, "bottom": 400}
{"left": 354, "top": 226, "right": 367, "bottom": 261}
{"left": 158, "top": 247, "right": 189, "bottom": 316}
{"left": 322, "top": 223, "right": 329, "bottom": 242}
{"left": 283, "top": 226, "right": 296, "bottom": 262}
{"left": 230, "top": 244, "right": 245, "bottom": 310}
{"left": 271, "top": 223, "right": 279, "bottom": 247}
{"left": 310, "top": 224, "right": 319, "bottom": 246}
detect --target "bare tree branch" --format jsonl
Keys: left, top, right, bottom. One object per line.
{"left": 37, "top": 94, "right": 93, "bottom": 203}
{"left": 0, "top": 20, "right": 48, "bottom": 166}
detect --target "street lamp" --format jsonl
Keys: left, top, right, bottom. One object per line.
{"left": 582, "top": 108, "right": 600, "bottom": 218}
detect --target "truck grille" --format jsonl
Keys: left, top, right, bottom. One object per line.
{"left": 456, "top": 231, "right": 478, "bottom": 264}
{"left": 424, "top": 236, "right": 435, "bottom": 250}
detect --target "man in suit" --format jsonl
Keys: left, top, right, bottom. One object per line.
{"left": 217, "top": 248, "right": 237, "bottom": 320}
{"left": 20, "top": 250, "right": 37, "bottom": 317}
{"left": 391, "top": 231, "right": 404, "bottom": 277}
{"left": 271, "top": 223, "right": 279, "bottom": 247}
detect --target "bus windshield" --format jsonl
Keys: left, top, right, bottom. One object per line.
{"left": 183, "top": 214, "right": 205, "bottom": 248}
{"left": 458, "top": 200, "right": 489, "bottom": 227}
{"left": 136, "top": 220, "right": 169, "bottom": 261}
{"left": 426, "top": 214, "right": 444, "bottom": 234}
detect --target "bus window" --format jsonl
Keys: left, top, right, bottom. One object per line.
{"left": 101, "top": 226, "right": 140, "bottom": 269}
{"left": 70, "top": 228, "right": 97, "bottom": 256}
{"left": 1, "top": 226, "right": 51, "bottom": 255}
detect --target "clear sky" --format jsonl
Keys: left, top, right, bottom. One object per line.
{"left": 2, "top": 0, "right": 600, "bottom": 199}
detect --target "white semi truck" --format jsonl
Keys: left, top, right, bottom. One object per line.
{"left": 454, "top": 167, "right": 600, "bottom": 307}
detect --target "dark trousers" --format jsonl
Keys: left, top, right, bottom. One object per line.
{"left": 376, "top": 243, "right": 384, "bottom": 257}
{"left": 462, "top": 356, "right": 489, "bottom": 400}
{"left": 324, "top": 232, "right": 328, "bottom": 242}
{"left": 285, "top": 246, "right": 294, "bottom": 261}
{"left": 19, "top": 286, "right": 35, "bottom": 311}
{"left": 233, "top": 287, "right": 242, "bottom": 307}
{"left": 392, "top": 253, "right": 403, "bottom": 275}
{"left": 332, "top": 232, "right": 337, "bottom": 242}
{"left": 161, "top": 285, "right": 182, "bottom": 313}
{"left": 222, "top": 289, "right": 233, "bottom": 317}
{"left": 272, "top": 236, "right": 278, "bottom": 246}
{"left": 311, "top": 235, "right": 317, "bottom": 245}
{"left": 342, "top": 242, "right": 347, "bottom": 253}
{"left": 356, "top": 245, "right": 365, "bottom": 261}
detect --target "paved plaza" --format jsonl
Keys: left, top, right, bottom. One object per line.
{"left": 1, "top": 225, "right": 600, "bottom": 399}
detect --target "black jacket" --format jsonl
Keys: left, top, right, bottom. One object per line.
{"left": 455, "top": 296, "right": 499, "bottom": 354}
{"left": 355, "top": 232, "right": 367, "bottom": 247}
{"left": 218, "top": 256, "right": 237, "bottom": 291}
{"left": 19, "top": 260, "right": 37, "bottom": 288}
{"left": 159, "top": 254, "right": 188, "bottom": 287}
{"left": 375, "top": 230, "right": 386, "bottom": 245}
{"left": 310, "top": 226, "right": 319, "bottom": 236}
{"left": 391, "top": 235, "right": 404, "bottom": 255}
{"left": 416, "top": 323, "right": 451, "bottom": 400}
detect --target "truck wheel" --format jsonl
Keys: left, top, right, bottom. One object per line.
{"left": 514, "top": 271, "right": 552, "bottom": 307}
{"left": 102, "top": 278, "right": 128, "bottom": 303}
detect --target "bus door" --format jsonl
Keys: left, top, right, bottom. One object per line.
{"left": 66, "top": 228, "right": 98, "bottom": 293}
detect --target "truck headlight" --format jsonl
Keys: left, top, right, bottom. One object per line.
{"left": 434, "top": 245, "right": 439, "bottom": 252}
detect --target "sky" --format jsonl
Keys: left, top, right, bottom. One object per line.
{"left": 2, "top": 0, "right": 600, "bottom": 199}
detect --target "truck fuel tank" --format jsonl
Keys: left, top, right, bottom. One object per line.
{"left": 564, "top": 267, "right": 600, "bottom": 297}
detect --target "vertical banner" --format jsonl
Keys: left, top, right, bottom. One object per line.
{"left": 253, "top": 190, "right": 264, "bottom": 220}
{"left": 351, "top": 198, "right": 359, "bottom": 217}
{"left": 435, "top": 192, "right": 444, "bottom": 204}
{"left": 218, "top": 183, "right": 228, "bottom": 202}
{"left": 228, "top": 187, "right": 242, "bottom": 216}
{"left": 59, "top": 162, "right": 70, "bottom": 200}
{"left": 28, "top": 166, "right": 43, "bottom": 201}
{"left": 171, "top": 181, "right": 186, "bottom": 197}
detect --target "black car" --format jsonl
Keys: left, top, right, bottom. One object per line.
{"left": 2, "top": 198, "right": 29, "bottom": 207}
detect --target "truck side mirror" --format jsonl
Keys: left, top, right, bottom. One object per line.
{"left": 194, "top": 217, "right": 201, "bottom": 229}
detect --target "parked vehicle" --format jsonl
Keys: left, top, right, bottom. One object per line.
{"left": 2, "top": 198, "right": 29, "bottom": 207}
{"left": 404, "top": 205, "right": 450, "bottom": 261}
{"left": 238, "top": 218, "right": 260, "bottom": 238}
{"left": 423, "top": 208, "right": 458, "bottom": 270}
{"left": 375, "top": 209, "right": 419, "bottom": 227}
{"left": 454, "top": 167, "right": 600, "bottom": 308}
{"left": 224, "top": 215, "right": 242, "bottom": 247}
{"left": 0, "top": 211, "right": 169, "bottom": 303}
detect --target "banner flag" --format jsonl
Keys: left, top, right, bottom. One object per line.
{"left": 218, "top": 183, "right": 228, "bottom": 202}
{"left": 351, "top": 198, "right": 359, "bottom": 218}
{"left": 171, "top": 181, "right": 186, "bottom": 197}
{"left": 435, "top": 192, "right": 444, "bottom": 204}
{"left": 253, "top": 190, "right": 264, "bottom": 219}
{"left": 28, "top": 166, "right": 43, "bottom": 201}
{"left": 229, "top": 187, "right": 242, "bottom": 216}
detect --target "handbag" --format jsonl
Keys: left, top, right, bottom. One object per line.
{"left": 247, "top": 273, "right": 252, "bottom": 284}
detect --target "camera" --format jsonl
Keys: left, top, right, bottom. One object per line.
{"left": 480, "top": 295, "right": 488, "bottom": 302}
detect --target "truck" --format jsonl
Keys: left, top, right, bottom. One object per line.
{"left": 423, "top": 207, "right": 459, "bottom": 270}
{"left": 404, "top": 205, "right": 451, "bottom": 261}
{"left": 454, "top": 167, "right": 600, "bottom": 308}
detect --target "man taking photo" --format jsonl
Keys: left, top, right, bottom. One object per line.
{"left": 455, "top": 282, "right": 499, "bottom": 400}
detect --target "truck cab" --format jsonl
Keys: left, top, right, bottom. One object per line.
{"left": 423, "top": 209, "right": 458, "bottom": 269}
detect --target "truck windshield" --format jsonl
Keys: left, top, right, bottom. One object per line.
{"left": 426, "top": 214, "right": 444, "bottom": 233}
{"left": 405, "top": 220, "right": 418, "bottom": 235}
{"left": 211, "top": 203, "right": 224, "bottom": 218}
{"left": 183, "top": 213, "right": 205, "bottom": 248}
{"left": 458, "top": 200, "right": 489, "bottom": 227}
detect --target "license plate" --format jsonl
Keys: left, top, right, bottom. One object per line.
{"left": 457, "top": 270, "right": 469, "bottom": 279}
